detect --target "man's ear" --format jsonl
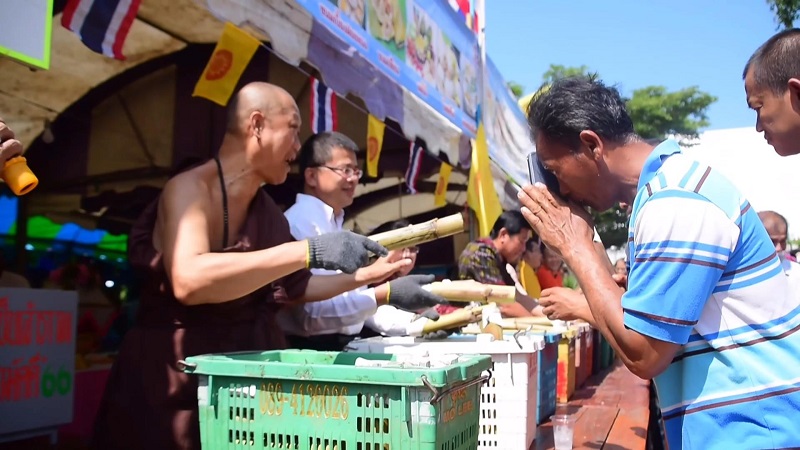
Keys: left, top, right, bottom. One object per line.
{"left": 304, "top": 167, "right": 317, "bottom": 188}
{"left": 249, "top": 111, "right": 266, "bottom": 137}
{"left": 498, "top": 228, "right": 509, "bottom": 240}
{"left": 788, "top": 78, "right": 800, "bottom": 107}
{"left": 578, "top": 130, "right": 603, "bottom": 161}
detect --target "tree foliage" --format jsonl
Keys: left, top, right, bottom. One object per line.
{"left": 627, "top": 86, "right": 717, "bottom": 142}
{"left": 766, "top": 0, "right": 800, "bottom": 29}
{"left": 542, "top": 64, "right": 597, "bottom": 84}
{"left": 532, "top": 64, "right": 717, "bottom": 247}
{"left": 507, "top": 81, "right": 525, "bottom": 99}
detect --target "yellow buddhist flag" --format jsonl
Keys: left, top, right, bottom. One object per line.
{"left": 467, "top": 123, "right": 503, "bottom": 237}
{"left": 193, "top": 22, "right": 261, "bottom": 107}
{"left": 433, "top": 162, "right": 452, "bottom": 207}
{"left": 366, "top": 114, "right": 385, "bottom": 177}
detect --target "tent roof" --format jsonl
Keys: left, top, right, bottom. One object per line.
{"left": 3, "top": 0, "right": 522, "bottom": 239}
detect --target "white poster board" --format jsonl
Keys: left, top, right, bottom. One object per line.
{"left": 0, "top": 0, "right": 53, "bottom": 70}
{"left": 0, "top": 288, "right": 77, "bottom": 439}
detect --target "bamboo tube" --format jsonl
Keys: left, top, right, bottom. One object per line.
{"left": 422, "top": 280, "right": 516, "bottom": 304}
{"left": 502, "top": 323, "right": 555, "bottom": 331}
{"left": 369, "top": 213, "right": 464, "bottom": 251}
{"left": 503, "top": 316, "right": 555, "bottom": 326}
{"left": 421, "top": 305, "right": 485, "bottom": 334}
{"left": 498, "top": 318, "right": 555, "bottom": 331}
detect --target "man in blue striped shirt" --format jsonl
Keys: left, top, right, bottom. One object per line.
{"left": 519, "top": 77, "right": 800, "bottom": 449}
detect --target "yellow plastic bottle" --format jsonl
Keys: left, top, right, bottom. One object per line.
{"left": 2, "top": 156, "right": 38, "bottom": 195}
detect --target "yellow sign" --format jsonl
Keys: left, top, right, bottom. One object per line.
{"left": 434, "top": 162, "right": 452, "bottom": 207}
{"left": 466, "top": 123, "right": 502, "bottom": 237}
{"left": 193, "top": 22, "right": 261, "bottom": 107}
{"left": 366, "top": 114, "right": 386, "bottom": 177}
{"left": 259, "top": 382, "right": 349, "bottom": 420}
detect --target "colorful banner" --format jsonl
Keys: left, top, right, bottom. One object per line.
{"left": 198, "top": 0, "right": 535, "bottom": 194}
{"left": 433, "top": 162, "right": 452, "bottom": 207}
{"left": 482, "top": 57, "right": 533, "bottom": 185}
{"left": 405, "top": 140, "right": 425, "bottom": 194}
{"left": 296, "top": 0, "right": 480, "bottom": 137}
{"left": 193, "top": 22, "right": 261, "bottom": 107}
{"left": 310, "top": 76, "right": 339, "bottom": 133}
{"left": 366, "top": 114, "right": 385, "bottom": 177}
{"left": 467, "top": 122, "right": 502, "bottom": 237}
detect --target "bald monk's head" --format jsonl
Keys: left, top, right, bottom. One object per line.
{"left": 223, "top": 82, "right": 301, "bottom": 184}
{"left": 225, "top": 82, "right": 298, "bottom": 135}
{"left": 758, "top": 210, "right": 789, "bottom": 254}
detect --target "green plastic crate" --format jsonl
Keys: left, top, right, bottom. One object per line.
{"left": 180, "top": 350, "right": 492, "bottom": 450}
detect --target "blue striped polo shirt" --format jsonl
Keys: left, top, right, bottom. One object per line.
{"left": 623, "top": 140, "right": 800, "bottom": 450}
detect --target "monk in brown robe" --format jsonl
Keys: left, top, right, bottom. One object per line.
{"left": 90, "top": 83, "right": 427, "bottom": 450}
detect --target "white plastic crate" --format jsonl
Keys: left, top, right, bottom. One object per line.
{"left": 347, "top": 333, "right": 544, "bottom": 450}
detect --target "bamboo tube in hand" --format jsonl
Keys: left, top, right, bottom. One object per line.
{"left": 422, "top": 280, "right": 516, "bottom": 304}
{"left": 368, "top": 213, "right": 464, "bottom": 251}
{"left": 421, "top": 305, "right": 485, "bottom": 334}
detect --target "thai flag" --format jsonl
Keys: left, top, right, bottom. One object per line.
{"left": 310, "top": 77, "right": 338, "bottom": 134}
{"left": 61, "top": 0, "right": 142, "bottom": 61}
{"left": 405, "top": 141, "right": 425, "bottom": 194}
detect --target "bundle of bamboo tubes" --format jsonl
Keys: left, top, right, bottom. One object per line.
{"left": 369, "top": 213, "right": 464, "bottom": 251}
{"left": 421, "top": 305, "right": 486, "bottom": 334}
{"left": 459, "top": 316, "right": 559, "bottom": 333}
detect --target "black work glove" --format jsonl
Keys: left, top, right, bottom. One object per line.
{"left": 422, "top": 329, "right": 454, "bottom": 340}
{"left": 416, "top": 308, "right": 459, "bottom": 340}
{"left": 307, "top": 231, "right": 388, "bottom": 274}
{"left": 416, "top": 308, "right": 440, "bottom": 321}
{"left": 387, "top": 274, "right": 446, "bottom": 311}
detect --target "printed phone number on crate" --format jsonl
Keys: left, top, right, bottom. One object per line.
{"left": 259, "top": 382, "right": 349, "bottom": 420}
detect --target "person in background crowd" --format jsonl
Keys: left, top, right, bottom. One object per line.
{"left": 613, "top": 257, "right": 628, "bottom": 290}
{"left": 758, "top": 210, "right": 799, "bottom": 282}
{"left": 743, "top": 28, "right": 800, "bottom": 157}
{"left": 537, "top": 244, "right": 564, "bottom": 290}
{"left": 562, "top": 265, "right": 580, "bottom": 291}
{"left": 91, "top": 82, "right": 410, "bottom": 450}
{"left": 457, "top": 211, "right": 541, "bottom": 317}
{"left": 518, "top": 237, "right": 543, "bottom": 299}
{"left": 520, "top": 76, "right": 800, "bottom": 449}
{"left": 614, "top": 258, "right": 627, "bottom": 276}
{"left": 280, "top": 132, "right": 444, "bottom": 351}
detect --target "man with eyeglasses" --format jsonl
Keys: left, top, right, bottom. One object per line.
{"left": 279, "top": 132, "right": 445, "bottom": 350}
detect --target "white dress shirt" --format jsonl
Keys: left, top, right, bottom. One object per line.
{"left": 278, "top": 194, "right": 378, "bottom": 336}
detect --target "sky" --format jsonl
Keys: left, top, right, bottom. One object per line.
{"left": 486, "top": 0, "right": 789, "bottom": 131}
{"left": 486, "top": 1, "right": 800, "bottom": 241}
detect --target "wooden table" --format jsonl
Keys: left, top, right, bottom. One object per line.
{"left": 531, "top": 361, "right": 650, "bottom": 450}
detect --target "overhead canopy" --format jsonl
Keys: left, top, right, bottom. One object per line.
{"left": 2, "top": 0, "right": 533, "bottom": 239}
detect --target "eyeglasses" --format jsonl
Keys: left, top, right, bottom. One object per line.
{"left": 402, "top": 247, "right": 420, "bottom": 257}
{"left": 317, "top": 165, "right": 363, "bottom": 179}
